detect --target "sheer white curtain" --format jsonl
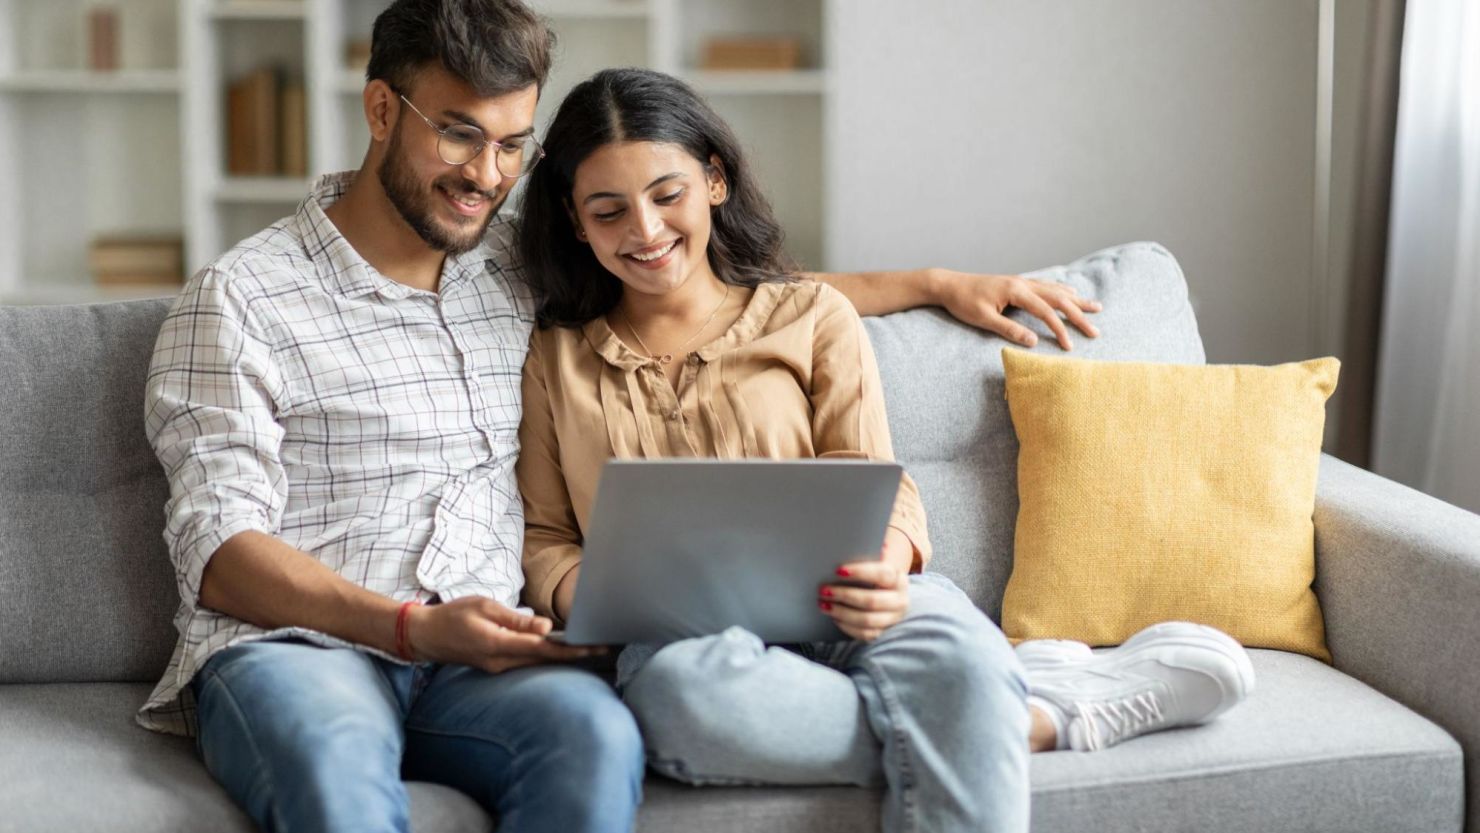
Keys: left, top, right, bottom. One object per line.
{"left": 1372, "top": 0, "right": 1480, "bottom": 514}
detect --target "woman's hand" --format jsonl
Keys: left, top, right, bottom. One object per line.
{"left": 932, "top": 270, "right": 1101, "bottom": 351}
{"left": 553, "top": 565, "right": 580, "bottom": 623}
{"left": 821, "top": 529, "right": 915, "bottom": 642}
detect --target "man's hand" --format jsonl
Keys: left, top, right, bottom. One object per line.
{"left": 404, "top": 596, "right": 601, "bottom": 673}
{"left": 820, "top": 528, "right": 915, "bottom": 642}
{"left": 933, "top": 270, "right": 1101, "bottom": 351}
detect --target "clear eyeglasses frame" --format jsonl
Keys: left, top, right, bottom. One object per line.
{"left": 397, "top": 93, "right": 545, "bottom": 179}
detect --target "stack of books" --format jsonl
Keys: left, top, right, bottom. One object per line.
{"left": 227, "top": 67, "right": 307, "bottom": 177}
{"left": 89, "top": 236, "right": 185, "bottom": 287}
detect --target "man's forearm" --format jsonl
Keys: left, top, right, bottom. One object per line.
{"left": 804, "top": 269, "right": 944, "bottom": 317}
{"left": 199, "top": 530, "right": 401, "bottom": 655}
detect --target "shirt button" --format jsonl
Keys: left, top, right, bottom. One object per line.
{"left": 669, "top": 410, "right": 682, "bottom": 421}
{"left": 687, "top": 354, "right": 700, "bottom": 366}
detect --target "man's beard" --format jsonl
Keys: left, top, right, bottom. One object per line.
{"left": 378, "top": 124, "right": 504, "bottom": 255}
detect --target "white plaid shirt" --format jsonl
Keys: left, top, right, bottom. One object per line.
{"left": 138, "top": 172, "right": 536, "bottom": 736}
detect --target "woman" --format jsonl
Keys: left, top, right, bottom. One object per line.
{"left": 515, "top": 68, "right": 1251, "bottom": 832}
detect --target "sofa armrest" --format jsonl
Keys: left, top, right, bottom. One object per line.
{"left": 1313, "top": 453, "right": 1480, "bottom": 831}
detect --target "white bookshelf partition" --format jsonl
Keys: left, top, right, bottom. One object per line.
{"left": 671, "top": 0, "right": 829, "bottom": 269}
{"left": 0, "top": 0, "right": 836, "bottom": 304}
{"left": 0, "top": 0, "right": 184, "bottom": 304}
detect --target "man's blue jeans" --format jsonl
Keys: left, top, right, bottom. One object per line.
{"left": 191, "top": 639, "right": 644, "bottom": 833}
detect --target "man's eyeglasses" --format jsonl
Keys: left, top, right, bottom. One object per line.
{"left": 398, "top": 94, "right": 545, "bottom": 179}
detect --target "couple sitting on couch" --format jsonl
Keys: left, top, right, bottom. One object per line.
{"left": 139, "top": 1, "right": 1254, "bottom": 832}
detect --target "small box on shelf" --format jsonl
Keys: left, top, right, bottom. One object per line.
{"left": 89, "top": 236, "right": 185, "bottom": 286}
{"left": 700, "top": 36, "right": 803, "bottom": 71}
{"left": 346, "top": 39, "right": 372, "bottom": 74}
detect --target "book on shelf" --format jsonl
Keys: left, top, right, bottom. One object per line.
{"left": 280, "top": 80, "right": 307, "bottom": 177}
{"left": 89, "top": 236, "right": 185, "bottom": 286}
{"left": 87, "top": 6, "right": 120, "bottom": 72}
{"left": 227, "top": 67, "right": 280, "bottom": 176}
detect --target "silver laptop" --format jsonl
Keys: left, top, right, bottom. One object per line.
{"left": 554, "top": 459, "right": 902, "bottom": 646}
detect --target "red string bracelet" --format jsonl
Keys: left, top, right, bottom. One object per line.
{"left": 395, "top": 600, "right": 421, "bottom": 661}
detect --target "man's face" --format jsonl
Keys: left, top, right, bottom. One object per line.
{"left": 377, "top": 67, "right": 539, "bottom": 255}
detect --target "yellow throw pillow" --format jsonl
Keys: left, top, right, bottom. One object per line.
{"left": 1000, "top": 349, "right": 1339, "bottom": 662}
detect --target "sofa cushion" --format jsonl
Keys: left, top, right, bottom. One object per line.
{"left": 1000, "top": 350, "right": 1338, "bottom": 660}
{"left": 0, "top": 300, "right": 178, "bottom": 684}
{"left": 0, "top": 682, "right": 493, "bottom": 833}
{"left": 1, "top": 651, "right": 1459, "bottom": 832}
{"left": 863, "top": 241, "right": 1206, "bottom": 616}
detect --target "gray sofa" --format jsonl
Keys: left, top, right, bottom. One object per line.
{"left": 3, "top": 241, "right": 1477, "bottom": 832}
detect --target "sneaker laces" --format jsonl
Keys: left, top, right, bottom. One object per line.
{"left": 1074, "top": 691, "right": 1166, "bottom": 751}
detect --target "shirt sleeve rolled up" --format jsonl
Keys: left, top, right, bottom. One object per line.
{"left": 144, "top": 269, "right": 289, "bottom": 610}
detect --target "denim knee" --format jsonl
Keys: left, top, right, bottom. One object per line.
{"left": 623, "top": 628, "right": 766, "bottom": 721}
{"left": 877, "top": 593, "right": 1029, "bottom": 715}
{"left": 535, "top": 674, "right": 646, "bottom": 786}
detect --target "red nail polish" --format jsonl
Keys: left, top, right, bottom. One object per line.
{"left": 836, "top": 567, "right": 851, "bottom": 578}
{"left": 819, "top": 601, "right": 833, "bottom": 611}
{"left": 820, "top": 587, "right": 834, "bottom": 598}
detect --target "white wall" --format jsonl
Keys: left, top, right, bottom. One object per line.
{"left": 826, "top": 0, "right": 1370, "bottom": 370}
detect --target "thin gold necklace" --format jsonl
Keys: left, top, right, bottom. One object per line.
{"left": 616, "top": 284, "right": 731, "bottom": 366}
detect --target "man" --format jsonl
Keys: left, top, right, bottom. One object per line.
{"left": 139, "top": 1, "right": 1100, "bottom": 831}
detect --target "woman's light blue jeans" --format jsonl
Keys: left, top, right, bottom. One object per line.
{"left": 191, "top": 639, "right": 644, "bottom": 833}
{"left": 617, "top": 572, "right": 1031, "bottom": 833}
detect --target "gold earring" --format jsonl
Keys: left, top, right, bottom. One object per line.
{"left": 575, "top": 227, "right": 587, "bottom": 241}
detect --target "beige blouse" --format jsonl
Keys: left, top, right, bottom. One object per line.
{"left": 516, "top": 280, "right": 932, "bottom": 621}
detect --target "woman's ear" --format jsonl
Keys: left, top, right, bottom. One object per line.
{"left": 706, "top": 154, "right": 729, "bottom": 206}
{"left": 562, "top": 198, "right": 588, "bottom": 242}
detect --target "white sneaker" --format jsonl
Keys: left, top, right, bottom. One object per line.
{"left": 1015, "top": 638, "right": 1094, "bottom": 672}
{"left": 1027, "top": 622, "right": 1255, "bottom": 752}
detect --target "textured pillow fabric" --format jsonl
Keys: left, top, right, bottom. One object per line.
{"left": 1000, "top": 349, "right": 1339, "bottom": 662}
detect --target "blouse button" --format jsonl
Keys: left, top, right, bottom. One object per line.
{"left": 669, "top": 410, "right": 682, "bottom": 421}
{"left": 687, "top": 354, "right": 701, "bottom": 366}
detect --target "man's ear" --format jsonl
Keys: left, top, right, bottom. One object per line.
{"left": 706, "top": 154, "right": 729, "bottom": 206}
{"left": 365, "top": 79, "right": 398, "bottom": 143}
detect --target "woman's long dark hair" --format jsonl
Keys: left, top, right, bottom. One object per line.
{"left": 517, "top": 68, "right": 797, "bottom": 328}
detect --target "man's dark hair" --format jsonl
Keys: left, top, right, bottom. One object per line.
{"left": 367, "top": 0, "right": 555, "bottom": 96}
{"left": 518, "top": 68, "right": 797, "bottom": 328}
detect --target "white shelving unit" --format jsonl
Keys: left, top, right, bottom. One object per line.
{"left": 0, "top": 0, "right": 831, "bottom": 304}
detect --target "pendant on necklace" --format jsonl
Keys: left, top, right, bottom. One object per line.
{"left": 658, "top": 354, "right": 674, "bottom": 365}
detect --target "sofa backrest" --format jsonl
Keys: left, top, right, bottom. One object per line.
{"left": 1, "top": 298, "right": 177, "bottom": 683}
{"left": 862, "top": 241, "right": 1205, "bottom": 619}
{"left": 0, "top": 241, "right": 1203, "bottom": 683}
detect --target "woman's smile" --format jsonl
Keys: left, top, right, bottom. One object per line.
{"left": 622, "top": 238, "right": 682, "bottom": 269}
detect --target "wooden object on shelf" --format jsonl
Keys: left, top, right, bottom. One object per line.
{"left": 227, "top": 67, "right": 280, "bottom": 176}
{"left": 87, "top": 6, "right": 120, "bottom": 72}
{"left": 89, "top": 236, "right": 185, "bottom": 285}
{"left": 280, "top": 80, "right": 307, "bottom": 177}
{"left": 700, "top": 36, "right": 803, "bottom": 71}
{"left": 346, "top": 39, "right": 371, "bottom": 71}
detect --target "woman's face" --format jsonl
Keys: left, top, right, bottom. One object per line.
{"left": 569, "top": 140, "right": 726, "bottom": 300}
